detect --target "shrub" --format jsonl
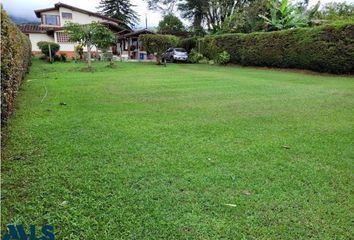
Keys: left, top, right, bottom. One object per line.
{"left": 215, "top": 51, "right": 231, "bottom": 65}
{"left": 74, "top": 44, "right": 84, "bottom": 60}
{"left": 60, "top": 53, "right": 67, "bottom": 62}
{"left": 199, "top": 58, "right": 210, "bottom": 64}
{"left": 198, "top": 23, "right": 354, "bottom": 74}
{"left": 102, "top": 52, "right": 113, "bottom": 61}
{"left": 37, "top": 41, "right": 60, "bottom": 59}
{"left": 189, "top": 49, "right": 205, "bottom": 63}
{"left": 139, "top": 34, "right": 178, "bottom": 64}
{"left": 1, "top": 9, "right": 32, "bottom": 125}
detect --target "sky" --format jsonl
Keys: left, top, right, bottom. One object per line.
{"left": 2, "top": 0, "right": 354, "bottom": 28}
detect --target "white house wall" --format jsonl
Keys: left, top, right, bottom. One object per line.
{"left": 29, "top": 33, "right": 55, "bottom": 51}
{"left": 59, "top": 7, "right": 106, "bottom": 26}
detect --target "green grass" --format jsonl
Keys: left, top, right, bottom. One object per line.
{"left": 2, "top": 59, "right": 354, "bottom": 239}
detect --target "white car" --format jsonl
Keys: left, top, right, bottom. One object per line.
{"left": 163, "top": 48, "right": 189, "bottom": 62}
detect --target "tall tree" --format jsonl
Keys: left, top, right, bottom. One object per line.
{"left": 157, "top": 14, "right": 186, "bottom": 34}
{"left": 178, "top": 0, "right": 207, "bottom": 36}
{"left": 98, "top": 0, "right": 139, "bottom": 28}
{"left": 147, "top": 0, "right": 255, "bottom": 34}
{"left": 146, "top": 0, "right": 178, "bottom": 15}
{"left": 221, "top": 0, "right": 268, "bottom": 33}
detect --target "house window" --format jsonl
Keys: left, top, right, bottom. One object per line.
{"left": 43, "top": 14, "right": 60, "bottom": 25}
{"left": 56, "top": 32, "right": 71, "bottom": 43}
{"left": 62, "top": 12, "right": 72, "bottom": 19}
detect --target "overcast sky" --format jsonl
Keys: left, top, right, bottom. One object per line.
{"left": 2, "top": 0, "right": 354, "bottom": 28}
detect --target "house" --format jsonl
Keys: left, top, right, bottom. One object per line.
{"left": 118, "top": 29, "right": 155, "bottom": 60}
{"left": 19, "top": 2, "right": 155, "bottom": 60}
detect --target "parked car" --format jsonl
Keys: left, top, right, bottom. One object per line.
{"left": 163, "top": 48, "right": 188, "bottom": 62}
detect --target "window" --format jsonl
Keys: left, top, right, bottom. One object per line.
{"left": 43, "top": 15, "right": 60, "bottom": 25}
{"left": 62, "top": 12, "right": 72, "bottom": 19}
{"left": 56, "top": 32, "right": 71, "bottom": 43}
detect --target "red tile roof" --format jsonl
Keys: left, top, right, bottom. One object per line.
{"left": 18, "top": 25, "right": 62, "bottom": 34}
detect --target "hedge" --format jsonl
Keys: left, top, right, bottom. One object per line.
{"left": 195, "top": 24, "right": 354, "bottom": 74}
{"left": 179, "top": 37, "right": 198, "bottom": 53}
{"left": 1, "top": 9, "right": 32, "bottom": 125}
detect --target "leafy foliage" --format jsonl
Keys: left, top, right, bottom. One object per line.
{"left": 215, "top": 51, "right": 231, "bottom": 65}
{"left": 37, "top": 41, "right": 60, "bottom": 59}
{"left": 317, "top": 2, "right": 354, "bottom": 22}
{"left": 74, "top": 44, "right": 84, "bottom": 60}
{"left": 178, "top": 37, "right": 198, "bottom": 52}
{"left": 1, "top": 9, "right": 31, "bottom": 125}
{"left": 188, "top": 48, "right": 205, "bottom": 63}
{"left": 65, "top": 22, "right": 114, "bottom": 67}
{"left": 259, "top": 0, "right": 320, "bottom": 31}
{"left": 221, "top": 0, "right": 268, "bottom": 33}
{"left": 157, "top": 14, "right": 186, "bottom": 34}
{"left": 139, "top": 34, "right": 178, "bottom": 64}
{"left": 198, "top": 23, "right": 354, "bottom": 74}
{"left": 147, "top": 0, "right": 256, "bottom": 34}
{"left": 98, "top": 0, "right": 139, "bottom": 27}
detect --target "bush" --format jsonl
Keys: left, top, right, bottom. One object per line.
{"left": 60, "top": 53, "right": 67, "bottom": 62}
{"left": 215, "top": 51, "right": 231, "bottom": 65}
{"left": 75, "top": 44, "right": 84, "bottom": 60}
{"left": 139, "top": 34, "right": 178, "bottom": 64}
{"left": 179, "top": 37, "right": 198, "bottom": 53}
{"left": 1, "top": 9, "right": 32, "bottom": 125}
{"left": 102, "top": 52, "right": 113, "bottom": 61}
{"left": 37, "top": 41, "right": 60, "bottom": 59}
{"left": 189, "top": 49, "right": 205, "bottom": 63}
{"left": 198, "top": 23, "right": 354, "bottom": 74}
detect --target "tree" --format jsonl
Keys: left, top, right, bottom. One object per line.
{"left": 98, "top": 0, "right": 139, "bottom": 28}
{"left": 146, "top": 0, "right": 178, "bottom": 15}
{"left": 65, "top": 22, "right": 114, "bottom": 68}
{"left": 147, "top": 0, "right": 256, "bottom": 35}
{"left": 318, "top": 2, "right": 354, "bottom": 21}
{"left": 157, "top": 14, "right": 186, "bottom": 34}
{"left": 259, "top": 0, "right": 319, "bottom": 31}
{"left": 37, "top": 41, "right": 60, "bottom": 61}
{"left": 178, "top": 0, "right": 207, "bottom": 36}
{"left": 221, "top": 0, "right": 268, "bottom": 33}
{"left": 139, "top": 34, "right": 178, "bottom": 65}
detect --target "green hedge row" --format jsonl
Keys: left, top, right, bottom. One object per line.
{"left": 1, "top": 9, "right": 32, "bottom": 125}
{"left": 179, "top": 37, "right": 198, "bottom": 53}
{"left": 192, "top": 24, "right": 354, "bottom": 74}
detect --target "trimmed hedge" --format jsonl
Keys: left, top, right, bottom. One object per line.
{"left": 197, "top": 24, "right": 354, "bottom": 74}
{"left": 1, "top": 9, "right": 32, "bottom": 125}
{"left": 179, "top": 37, "right": 198, "bottom": 53}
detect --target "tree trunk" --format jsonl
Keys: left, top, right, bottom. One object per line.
{"left": 156, "top": 55, "right": 162, "bottom": 65}
{"left": 87, "top": 43, "right": 92, "bottom": 68}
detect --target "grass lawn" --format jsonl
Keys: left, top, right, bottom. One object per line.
{"left": 1, "top": 59, "right": 354, "bottom": 239}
